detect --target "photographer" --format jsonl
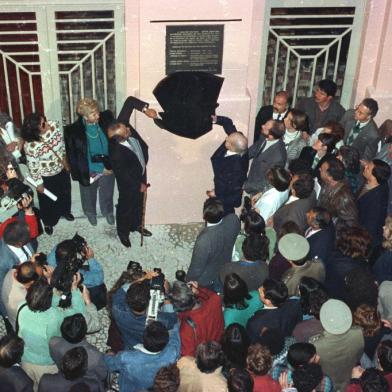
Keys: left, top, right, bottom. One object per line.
{"left": 47, "top": 237, "right": 106, "bottom": 310}
{"left": 110, "top": 268, "right": 176, "bottom": 351}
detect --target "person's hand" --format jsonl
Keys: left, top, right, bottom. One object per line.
{"left": 36, "top": 185, "right": 45, "bottom": 193}
{"left": 81, "top": 285, "right": 91, "bottom": 305}
{"left": 144, "top": 108, "right": 158, "bottom": 119}
{"left": 206, "top": 189, "right": 215, "bottom": 198}
{"left": 351, "top": 366, "right": 364, "bottom": 379}
{"left": 251, "top": 192, "right": 262, "bottom": 205}
{"left": 17, "top": 195, "right": 33, "bottom": 213}
{"left": 103, "top": 168, "right": 113, "bottom": 176}
{"left": 140, "top": 183, "right": 148, "bottom": 193}
{"left": 360, "top": 159, "right": 369, "bottom": 167}
{"left": 42, "top": 265, "right": 54, "bottom": 283}
{"left": 382, "top": 319, "right": 392, "bottom": 329}
{"left": 6, "top": 142, "right": 17, "bottom": 152}
{"left": 144, "top": 270, "right": 159, "bottom": 280}
{"left": 187, "top": 281, "right": 199, "bottom": 295}
{"left": 279, "top": 371, "right": 292, "bottom": 389}
{"left": 83, "top": 246, "right": 94, "bottom": 260}
{"left": 71, "top": 272, "right": 82, "bottom": 290}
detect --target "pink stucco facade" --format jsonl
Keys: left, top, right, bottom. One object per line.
{"left": 124, "top": 0, "right": 392, "bottom": 224}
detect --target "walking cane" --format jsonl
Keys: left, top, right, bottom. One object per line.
{"left": 140, "top": 183, "right": 150, "bottom": 246}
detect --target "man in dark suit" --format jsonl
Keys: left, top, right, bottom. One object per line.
{"left": 305, "top": 207, "right": 335, "bottom": 264}
{"left": 107, "top": 96, "right": 157, "bottom": 247}
{"left": 341, "top": 98, "right": 380, "bottom": 160}
{"left": 272, "top": 173, "right": 317, "bottom": 233}
{"left": 207, "top": 115, "right": 248, "bottom": 215}
{"left": 253, "top": 91, "right": 290, "bottom": 142}
{"left": 187, "top": 198, "right": 240, "bottom": 292}
{"left": 244, "top": 120, "right": 287, "bottom": 195}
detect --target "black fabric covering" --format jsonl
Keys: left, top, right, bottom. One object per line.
{"left": 153, "top": 71, "right": 224, "bottom": 139}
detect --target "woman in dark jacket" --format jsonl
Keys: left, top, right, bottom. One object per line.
{"left": 373, "top": 215, "right": 392, "bottom": 284}
{"left": 325, "top": 226, "right": 372, "bottom": 300}
{"left": 64, "top": 98, "right": 115, "bottom": 226}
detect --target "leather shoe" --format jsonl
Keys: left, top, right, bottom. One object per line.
{"left": 137, "top": 227, "right": 152, "bottom": 237}
{"left": 87, "top": 215, "right": 97, "bottom": 226}
{"left": 44, "top": 226, "right": 53, "bottom": 235}
{"left": 106, "top": 214, "right": 115, "bottom": 225}
{"left": 63, "top": 213, "right": 75, "bottom": 221}
{"left": 119, "top": 234, "right": 131, "bottom": 248}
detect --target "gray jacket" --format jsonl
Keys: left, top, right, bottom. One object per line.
{"left": 341, "top": 109, "right": 380, "bottom": 160}
{"left": 187, "top": 214, "right": 240, "bottom": 287}
{"left": 244, "top": 137, "right": 287, "bottom": 195}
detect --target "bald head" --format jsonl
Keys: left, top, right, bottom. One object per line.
{"left": 227, "top": 132, "right": 248, "bottom": 154}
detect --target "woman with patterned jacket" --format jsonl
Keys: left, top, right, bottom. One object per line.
{"left": 21, "top": 113, "right": 73, "bottom": 235}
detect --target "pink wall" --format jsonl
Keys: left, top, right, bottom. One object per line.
{"left": 124, "top": 0, "right": 392, "bottom": 224}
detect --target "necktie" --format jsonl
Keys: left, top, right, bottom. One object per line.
{"left": 21, "top": 246, "right": 30, "bottom": 261}
{"left": 127, "top": 137, "right": 146, "bottom": 174}
{"left": 347, "top": 122, "right": 361, "bottom": 145}
{"left": 277, "top": 114, "right": 282, "bottom": 121}
{"left": 312, "top": 155, "right": 320, "bottom": 169}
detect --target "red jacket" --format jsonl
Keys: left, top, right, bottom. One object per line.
{"left": 345, "top": 372, "right": 392, "bottom": 391}
{"left": 0, "top": 214, "right": 39, "bottom": 239}
{"left": 178, "top": 287, "right": 224, "bottom": 357}
{"left": 253, "top": 374, "right": 281, "bottom": 392}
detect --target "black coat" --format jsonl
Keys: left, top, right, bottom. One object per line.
{"left": 0, "top": 365, "right": 33, "bottom": 392}
{"left": 307, "top": 223, "right": 335, "bottom": 264}
{"left": 298, "top": 147, "right": 332, "bottom": 180}
{"left": 211, "top": 116, "right": 249, "bottom": 212}
{"left": 64, "top": 110, "right": 115, "bottom": 186}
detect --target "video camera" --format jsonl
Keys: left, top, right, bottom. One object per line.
{"left": 0, "top": 177, "right": 33, "bottom": 212}
{"left": 146, "top": 268, "right": 166, "bottom": 325}
{"left": 91, "top": 154, "right": 111, "bottom": 170}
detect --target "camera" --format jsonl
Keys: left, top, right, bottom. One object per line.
{"left": 91, "top": 154, "right": 112, "bottom": 170}
{"left": 34, "top": 252, "right": 48, "bottom": 267}
{"left": 127, "top": 261, "right": 143, "bottom": 274}
{"left": 71, "top": 233, "right": 88, "bottom": 255}
{"left": 146, "top": 268, "right": 166, "bottom": 325}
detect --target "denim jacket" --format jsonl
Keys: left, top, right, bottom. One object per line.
{"left": 105, "top": 322, "right": 180, "bottom": 392}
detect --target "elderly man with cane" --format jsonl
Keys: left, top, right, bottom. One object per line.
{"left": 107, "top": 96, "right": 157, "bottom": 248}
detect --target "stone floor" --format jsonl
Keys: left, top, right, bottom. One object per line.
{"left": 0, "top": 216, "right": 203, "bottom": 354}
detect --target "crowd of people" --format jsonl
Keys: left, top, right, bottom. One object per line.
{"left": 0, "top": 78, "right": 392, "bottom": 392}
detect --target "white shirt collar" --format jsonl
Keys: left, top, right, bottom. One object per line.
{"left": 225, "top": 150, "right": 238, "bottom": 157}
{"left": 134, "top": 344, "right": 160, "bottom": 355}
{"left": 358, "top": 119, "right": 371, "bottom": 129}
{"left": 7, "top": 245, "right": 31, "bottom": 263}
{"left": 285, "top": 195, "right": 299, "bottom": 205}
{"left": 273, "top": 110, "right": 288, "bottom": 120}
{"left": 207, "top": 219, "right": 222, "bottom": 227}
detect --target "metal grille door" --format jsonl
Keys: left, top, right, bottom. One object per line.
{"left": 258, "top": 1, "right": 366, "bottom": 108}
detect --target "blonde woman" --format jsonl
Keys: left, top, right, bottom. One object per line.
{"left": 64, "top": 98, "right": 115, "bottom": 226}
{"left": 21, "top": 113, "right": 73, "bottom": 235}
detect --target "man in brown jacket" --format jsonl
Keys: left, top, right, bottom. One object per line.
{"left": 280, "top": 233, "right": 325, "bottom": 297}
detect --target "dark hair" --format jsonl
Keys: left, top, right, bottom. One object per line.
{"left": 288, "top": 159, "right": 313, "bottom": 176}
{"left": 243, "top": 209, "right": 266, "bottom": 236}
{"left": 318, "top": 133, "right": 337, "bottom": 154}
{"left": 15, "top": 262, "right": 39, "bottom": 285}
{"left": 345, "top": 267, "right": 378, "bottom": 311}
{"left": 153, "top": 364, "right": 180, "bottom": 392}
{"left": 360, "top": 368, "right": 389, "bottom": 392}
{"left": 289, "top": 109, "right": 309, "bottom": 133}
{"left": 246, "top": 343, "right": 272, "bottom": 375}
{"left": 203, "top": 197, "right": 225, "bottom": 224}
{"left": 126, "top": 281, "right": 150, "bottom": 313}
{"left": 263, "top": 278, "right": 288, "bottom": 307}
{"left": 338, "top": 146, "right": 360, "bottom": 174}
{"left": 353, "top": 305, "right": 381, "bottom": 337}
{"left": 61, "top": 314, "right": 87, "bottom": 344}
{"left": 307, "top": 207, "right": 331, "bottom": 229}
{"left": 143, "top": 321, "right": 169, "bottom": 352}
{"left": 287, "top": 343, "right": 316, "bottom": 368}
{"left": 21, "top": 112, "right": 44, "bottom": 142}
{"left": 61, "top": 347, "right": 88, "bottom": 380}
{"left": 221, "top": 323, "right": 250, "bottom": 370}
{"left": 278, "top": 221, "right": 302, "bottom": 239}
{"left": 169, "top": 281, "right": 196, "bottom": 312}
{"left": 267, "top": 166, "right": 291, "bottom": 192}
{"left": 242, "top": 234, "right": 269, "bottom": 261}
{"left": 323, "top": 157, "right": 345, "bottom": 181}
{"left": 299, "top": 277, "right": 328, "bottom": 317}
{"left": 51, "top": 263, "right": 75, "bottom": 309}
{"left": 26, "top": 278, "right": 53, "bottom": 312}
{"left": 324, "top": 120, "right": 345, "bottom": 141}
{"left": 196, "top": 341, "right": 224, "bottom": 373}
{"left": 318, "top": 79, "right": 337, "bottom": 97}
{"left": 336, "top": 226, "right": 372, "bottom": 259}
{"left": 223, "top": 273, "right": 251, "bottom": 309}
{"left": 372, "top": 159, "right": 391, "bottom": 184}
{"left": 292, "top": 363, "right": 323, "bottom": 392}
{"left": 292, "top": 173, "right": 314, "bottom": 199}
{"left": 3, "top": 221, "right": 30, "bottom": 246}
{"left": 377, "top": 340, "right": 392, "bottom": 372}
{"left": 269, "top": 121, "right": 285, "bottom": 140}
{"left": 55, "top": 240, "right": 78, "bottom": 265}
{"left": 362, "top": 98, "right": 379, "bottom": 117}
{"left": 0, "top": 335, "right": 24, "bottom": 367}
{"left": 228, "top": 368, "right": 254, "bottom": 392}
